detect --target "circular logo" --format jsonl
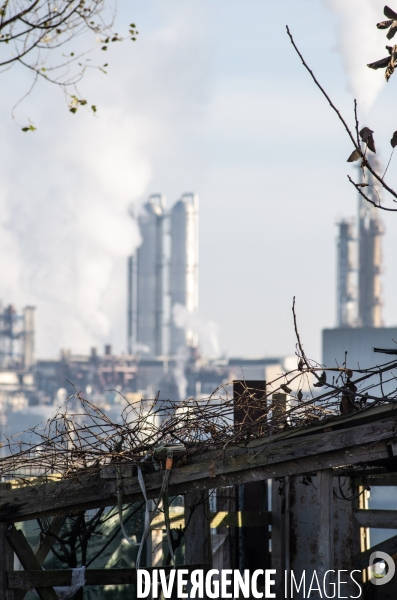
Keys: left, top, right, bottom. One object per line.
{"left": 369, "top": 551, "right": 395, "bottom": 585}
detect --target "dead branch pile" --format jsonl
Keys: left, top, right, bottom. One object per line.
{"left": 1, "top": 346, "right": 397, "bottom": 484}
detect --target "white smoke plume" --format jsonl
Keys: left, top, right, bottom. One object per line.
{"left": 172, "top": 303, "right": 220, "bottom": 357}
{"left": 0, "top": 1, "right": 211, "bottom": 357}
{"left": 173, "top": 346, "right": 189, "bottom": 401}
{"left": 323, "top": 0, "right": 386, "bottom": 112}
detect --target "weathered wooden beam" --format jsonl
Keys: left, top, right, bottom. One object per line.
{"left": 355, "top": 476, "right": 397, "bottom": 487}
{"left": 234, "top": 380, "right": 270, "bottom": 584}
{"left": 354, "top": 509, "right": 397, "bottom": 529}
{"left": 35, "top": 514, "right": 67, "bottom": 566}
{"left": 271, "top": 476, "right": 289, "bottom": 598}
{"left": 0, "top": 522, "right": 14, "bottom": 600}
{"left": 184, "top": 490, "right": 212, "bottom": 567}
{"left": 272, "top": 393, "right": 287, "bottom": 423}
{"left": 354, "top": 534, "right": 397, "bottom": 569}
{"left": 0, "top": 439, "right": 390, "bottom": 525}
{"left": 317, "top": 469, "right": 334, "bottom": 596}
{"left": 210, "top": 510, "right": 271, "bottom": 528}
{"left": 0, "top": 416, "right": 395, "bottom": 523}
{"left": 151, "top": 510, "right": 272, "bottom": 530}
{"left": 14, "top": 514, "right": 67, "bottom": 600}
{"left": 5, "top": 526, "right": 58, "bottom": 600}
{"left": 8, "top": 565, "right": 209, "bottom": 589}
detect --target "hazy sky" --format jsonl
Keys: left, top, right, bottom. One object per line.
{"left": 1, "top": 0, "right": 396, "bottom": 361}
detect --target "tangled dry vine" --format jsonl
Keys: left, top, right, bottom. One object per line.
{"left": 1, "top": 299, "right": 397, "bottom": 484}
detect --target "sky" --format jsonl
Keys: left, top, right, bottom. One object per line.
{"left": 1, "top": 0, "right": 397, "bottom": 362}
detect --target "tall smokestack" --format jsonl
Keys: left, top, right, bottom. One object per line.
{"left": 170, "top": 193, "right": 199, "bottom": 354}
{"left": 357, "top": 163, "right": 384, "bottom": 327}
{"left": 336, "top": 220, "right": 355, "bottom": 327}
{"left": 127, "top": 194, "right": 166, "bottom": 356}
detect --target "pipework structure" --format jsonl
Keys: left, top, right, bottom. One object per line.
{"left": 334, "top": 164, "right": 384, "bottom": 330}
{"left": 336, "top": 220, "right": 356, "bottom": 328}
{"left": 0, "top": 304, "right": 35, "bottom": 369}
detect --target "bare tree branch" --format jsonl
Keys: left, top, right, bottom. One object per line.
{"left": 286, "top": 25, "right": 397, "bottom": 211}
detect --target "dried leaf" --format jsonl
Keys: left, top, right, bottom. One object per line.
{"left": 21, "top": 125, "right": 36, "bottom": 132}
{"left": 340, "top": 395, "right": 356, "bottom": 415}
{"left": 280, "top": 384, "right": 292, "bottom": 394}
{"left": 360, "top": 126, "right": 373, "bottom": 143}
{"left": 360, "top": 127, "right": 376, "bottom": 153}
{"left": 384, "top": 5, "right": 397, "bottom": 20}
{"left": 388, "top": 23, "right": 397, "bottom": 39}
{"left": 313, "top": 371, "right": 327, "bottom": 388}
{"left": 367, "top": 56, "right": 391, "bottom": 69}
{"left": 386, "top": 58, "right": 396, "bottom": 80}
{"left": 377, "top": 19, "right": 394, "bottom": 29}
{"left": 391, "top": 131, "right": 397, "bottom": 147}
{"left": 347, "top": 149, "right": 361, "bottom": 162}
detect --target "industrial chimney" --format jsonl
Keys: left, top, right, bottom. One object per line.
{"left": 169, "top": 193, "right": 199, "bottom": 355}
{"left": 336, "top": 220, "right": 355, "bottom": 327}
{"left": 357, "top": 164, "right": 384, "bottom": 328}
{"left": 127, "top": 195, "right": 166, "bottom": 356}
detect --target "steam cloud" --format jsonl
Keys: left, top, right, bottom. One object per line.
{"left": 173, "top": 303, "right": 220, "bottom": 357}
{"left": 0, "top": 2, "right": 211, "bottom": 357}
{"left": 323, "top": 0, "right": 386, "bottom": 112}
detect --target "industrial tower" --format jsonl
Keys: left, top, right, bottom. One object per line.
{"left": 357, "top": 165, "right": 383, "bottom": 327}
{"left": 336, "top": 164, "right": 384, "bottom": 328}
{"left": 127, "top": 193, "right": 199, "bottom": 357}
{"left": 127, "top": 195, "right": 165, "bottom": 356}
{"left": 336, "top": 220, "right": 355, "bottom": 327}
{"left": 169, "top": 193, "right": 199, "bottom": 355}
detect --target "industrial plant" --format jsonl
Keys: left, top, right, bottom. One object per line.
{"left": 0, "top": 193, "right": 292, "bottom": 442}
{"left": 323, "top": 164, "right": 397, "bottom": 371}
